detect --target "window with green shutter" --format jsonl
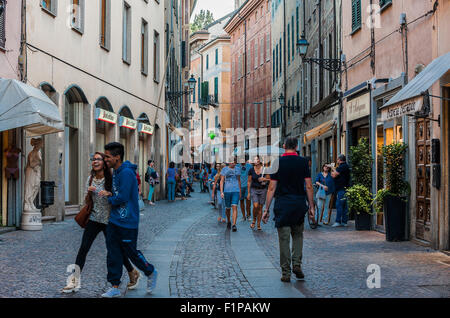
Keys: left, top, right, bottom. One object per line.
{"left": 215, "top": 48, "right": 218, "bottom": 64}
{"left": 214, "top": 77, "right": 218, "bottom": 103}
{"left": 351, "top": 0, "right": 361, "bottom": 34}
{"left": 201, "top": 81, "right": 209, "bottom": 105}
{"left": 379, "top": 0, "right": 392, "bottom": 9}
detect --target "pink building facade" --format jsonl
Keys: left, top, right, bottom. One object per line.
{"left": 342, "top": 0, "right": 449, "bottom": 250}
{"left": 0, "top": 0, "right": 22, "bottom": 80}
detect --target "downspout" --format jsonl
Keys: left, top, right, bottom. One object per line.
{"left": 282, "top": 0, "right": 287, "bottom": 140}
{"left": 244, "top": 18, "right": 247, "bottom": 132}
{"left": 318, "top": 0, "right": 323, "bottom": 101}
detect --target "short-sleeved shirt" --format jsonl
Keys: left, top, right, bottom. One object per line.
{"left": 220, "top": 165, "right": 241, "bottom": 193}
{"left": 315, "top": 172, "right": 335, "bottom": 195}
{"left": 167, "top": 168, "right": 177, "bottom": 182}
{"left": 334, "top": 162, "right": 350, "bottom": 191}
{"left": 239, "top": 163, "right": 253, "bottom": 188}
{"left": 270, "top": 154, "right": 311, "bottom": 197}
{"left": 249, "top": 166, "right": 269, "bottom": 189}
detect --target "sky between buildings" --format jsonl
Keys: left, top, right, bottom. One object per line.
{"left": 190, "top": 0, "right": 235, "bottom": 23}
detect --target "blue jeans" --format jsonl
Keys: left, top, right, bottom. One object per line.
{"left": 106, "top": 223, "right": 154, "bottom": 286}
{"left": 335, "top": 190, "right": 348, "bottom": 224}
{"left": 316, "top": 194, "right": 331, "bottom": 223}
{"left": 167, "top": 179, "right": 176, "bottom": 201}
{"left": 147, "top": 185, "right": 154, "bottom": 202}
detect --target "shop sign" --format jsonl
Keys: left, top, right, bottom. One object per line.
{"left": 138, "top": 123, "right": 154, "bottom": 135}
{"left": 346, "top": 93, "right": 370, "bottom": 122}
{"left": 381, "top": 97, "right": 423, "bottom": 121}
{"left": 119, "top": 116, "right": 137, "bottom": 130}
{"left": 96, "top": 108, "right": 117, "bottom": 124}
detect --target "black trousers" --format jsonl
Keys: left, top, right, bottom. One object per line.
{"left": 75, "top": 220, "right": 133, "bottom": 272}
{"left": 106, "top": 223, "right": 154, "bottom": 286}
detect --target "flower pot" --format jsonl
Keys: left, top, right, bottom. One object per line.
{"left": 383, "top": 195, "right": 407, "bottom": 241}
{"left": 355, "top": 211, "right": 372, "bottom": 231}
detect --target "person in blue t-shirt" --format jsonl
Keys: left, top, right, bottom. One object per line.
{"left": 239, "top": 161, "right": 253, "bottom": 221}
{"left": 220, "top": 161, "right": 241, "bottom": 232}
{"left": 100, "top": 142, "right": 157, "bottom": 298}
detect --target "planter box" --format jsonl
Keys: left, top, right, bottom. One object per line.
{"left": 384, "top": 195, "right": 408, "bottom": 241}
{"left": 355, "top": 211, "right": 372, "bottom": 231}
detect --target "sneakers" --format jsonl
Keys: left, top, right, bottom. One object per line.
{"left": 293, "top": 266, "right": 305, "bottom": 280}
{"left": 62, "top": 276, "right": 81, "bottom": 293}
{"left": 127, "top": 269, "right": 141, "bottom": 290}
{"left": 146, "top": 270, "right": 158, "bottom": 294}
{"left": 280, "top": 275, "right": 291, "bottom": 283}
{"left": 232, "top": 225, "right": 237, "bottom": 232}
{"left": 331, "top": 222, "right": 342, "bottom": 227}
{"left": 341, "top": 223, "right": 348, "bottom": 227}
{"left": 101, "top": 287, "right": 121, "bottom": 298}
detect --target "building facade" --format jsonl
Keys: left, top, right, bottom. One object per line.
{"left": 189, "top": 13, "right": 233, "bottom": 163}
{"left": 25, "top": 0, "right": 166, "bottom": 220}
{"left": 225, "top": 0, "right": 272, "bottom": 154}
{"left": 272, "top": 0, "right": 342, "bottom": 179}
{"left": 0, "top": 0, "right": 24, "bottom": 228}
{"left": 342, "top": 0, "right": 449, "bottom": 250}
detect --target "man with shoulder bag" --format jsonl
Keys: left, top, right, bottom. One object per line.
{"left": 263, "top": 137, "right": 315, "bottom": 283}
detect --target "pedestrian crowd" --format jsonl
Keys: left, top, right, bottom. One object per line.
{"left": 64, "top": 137, "right": 352, "bottom": 295}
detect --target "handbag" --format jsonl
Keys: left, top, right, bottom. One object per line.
{"left": 75, "top": 176, "right": 93, "bottom": 228}
{"left": 139, "top": 195, "right": 145, "bottom": 211}
{"left": 316, "top": 186, "right": 327, "bottom": 200}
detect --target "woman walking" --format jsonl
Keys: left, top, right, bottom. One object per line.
{"left": 146, "top": 160, "right": 156, "bottom": 206}
{"left": 315, "top": 164, "right": 335, "bottom": 224}
{"left": 247, "top": 156, "right": 270, "bottom": 231}
{"left": 166, "top": 162, "right": 178, "bottom": 202}
{"left": 62, "top": 152, "right": 139, "bottom": 293}
{"left": 220, "top": 161, "right": 241, "bottom": 232}
{"left": 212, "top": 164, "right": 226, "bottom": 223}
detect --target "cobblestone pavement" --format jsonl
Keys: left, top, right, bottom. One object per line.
{"left": 169, "top": 213, "right": 259, "bottom": 298}
{"left": 1, "top": 184, "right": 449, "bottom": 298}
{"left": 0, "top": 191, "right": 192, "bottom": 298}
{"left": 254, "top": 209, "right": 450, "bottom": 298}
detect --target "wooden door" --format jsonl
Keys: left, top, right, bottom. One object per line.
{"left": 415, "top": 118, "right": 431, "bottom": 241}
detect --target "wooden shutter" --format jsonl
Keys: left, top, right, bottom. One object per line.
{"left": 0, "top": 0, "right": 5, "bottom": 48}
{"left": 352, "top": 0, "right": 361, "bottom": 32}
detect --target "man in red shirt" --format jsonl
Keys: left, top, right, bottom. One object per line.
{"left": 263, "top": 137, "right": 315, "bottom": 282}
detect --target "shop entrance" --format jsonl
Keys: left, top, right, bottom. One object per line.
{"left": 64, "top": 86, "right": 87, "bottom": 206}
{"left": 415, "top": 118, "right": 432, "bottom": 242}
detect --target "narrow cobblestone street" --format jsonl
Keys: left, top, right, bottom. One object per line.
{"left": 0, "top": 186, "right": 449, "bottom": 298}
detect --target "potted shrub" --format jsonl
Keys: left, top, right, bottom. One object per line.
{"left": 345, "top": 184, "right": 373, "bottom": 230}
{"left": 347, "top": 138, "right": 373, "bottom": 230}
{"left": 373, "top": 142, "right": 410, "bottom": 241}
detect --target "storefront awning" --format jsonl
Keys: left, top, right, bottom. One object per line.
{"left": 382, "top": 52, "right": 450, "bottom": 109}
{"left": 303, "top": 120, "right": 336, "bottom": 144}
{"left": 0, "top": 79, "right": 64, "bottom": 137}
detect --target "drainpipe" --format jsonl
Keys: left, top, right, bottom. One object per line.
{"left": 282, "top": 0, "right": 287, "bottom": 140}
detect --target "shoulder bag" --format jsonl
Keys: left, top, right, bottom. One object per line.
{"left": 75, "top": 176, "right": 94, "bottom": 228}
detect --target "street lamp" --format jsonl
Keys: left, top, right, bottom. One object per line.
{"left": 187, "top": 75, "right": 196, "bottom": 91}
{"left": 279, "top": 94, "right": 285, "bottom": 107}
{"left": 297, "top": 32, "right": 342, "bottom": 73}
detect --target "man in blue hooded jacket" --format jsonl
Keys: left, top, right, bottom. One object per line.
{"left": 100, "top": 142, "right": 157, "bottom": 297}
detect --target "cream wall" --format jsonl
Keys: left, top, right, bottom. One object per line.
{"left": 25, "top": 0, "right": 167, "bottom": 218}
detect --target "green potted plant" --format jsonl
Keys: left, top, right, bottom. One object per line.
{"left": 347, "top": 138, "right": 373, "bottom": 230}
{"left": 345, "top": 184, "right": 374, "bottom": 230}
{"left": 373, "top": 142, "right": 410, "bottom": 241}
